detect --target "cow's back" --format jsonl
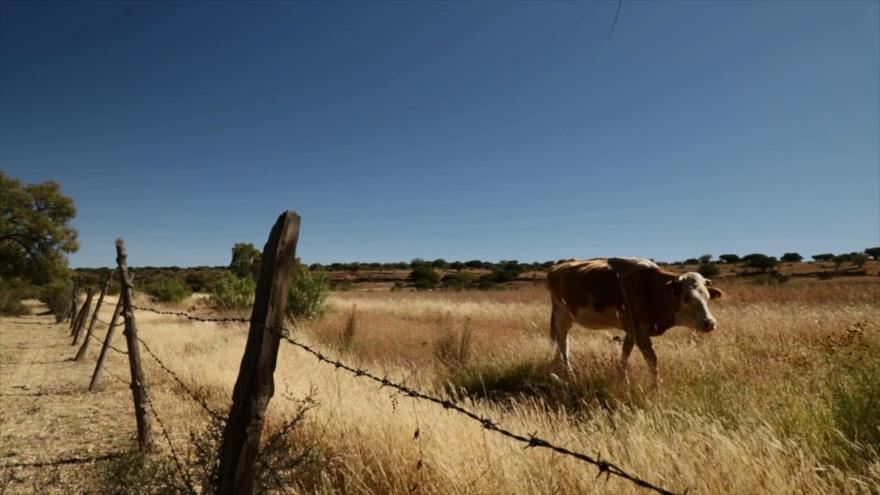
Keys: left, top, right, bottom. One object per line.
{"left": 548, "top": 257, "right": 660, "bottom": 328}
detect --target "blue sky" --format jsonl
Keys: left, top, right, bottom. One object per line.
{"left": 2, "top": 1, "right": 878, "bottom": 268}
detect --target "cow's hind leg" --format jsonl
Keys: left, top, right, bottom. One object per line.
{"left": 635, "top": 332, "right": 660, "bottom": 389}
{"left": 550, "top": 302, "right": 573, "bottom": 372}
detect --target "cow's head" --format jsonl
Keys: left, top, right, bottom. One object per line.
{"left": 666, "top": 272, "right": 722, "bottom": 332}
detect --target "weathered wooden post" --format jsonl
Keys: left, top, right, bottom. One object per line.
{"left": 116, "top": 238, "right": 153, "bottom": 451}
{"left": 65, "top": 280, "right": 79, "bottom": 324}
{"left": 69, "top": 281, "right": 82, "bottom": 331}
{"left": 216, "top": 211, "right": 300, "bottom": 495}
{"left": 71, "top": 287, "right": 95, "bottom": 345}
{"left": 75, "top": 275, "right": 111, "bottom": 361}
{"left": 88, "top": 297, "right": 123, "bottom": 391}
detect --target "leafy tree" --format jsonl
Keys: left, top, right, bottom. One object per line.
{"left": 743, "top": 254, "right": 778, "bottom": 273}
{"left": 833, "top": 254, "right": 851, "bottom": 270}
{"left": 209, "top": 273, "right": 255, "bottom": 309}
{"left": 698, "top": 254, "right": 712, "bottom": 264}
{"left": 850, "top": 253, "right": 868, "bottom": 269}
{"left": 409, "top": 265, "right": 439, "bottom": 289}
{"left": 684, "top": 258, "right": 699, "bottom": 265}
{"left": 286, "top": 264, "right": 330, "bottom": 320}
{"left": 148, "top": 278, "right": 191, "bottom": 303}
{"left": 718, "top": 254, "right": 741, "bottom": 264}
{"left": 865, "top": 247, "right": 880, "bottom": 261}
{"left": 781, "top": 252, "right": 803, "bottom": 263}
{"left": 812, "top": 253, "right": 835, "bottom": 262}
{"left": 230, "top": 242, "right": 261, "bottom": 279}
{"left": 431, "top": 258, "right": 449, "bottom": 269}
{"left": 0, "top": 172, "right": 78, "bottom": 283}
{"left": 464, "top": 260, "right": 484, "bottom": 269}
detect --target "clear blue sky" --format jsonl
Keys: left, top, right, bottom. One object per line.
{"left": 2, "top": 1, "right": 878, "bottom": 268}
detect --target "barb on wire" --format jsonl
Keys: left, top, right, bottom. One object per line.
{"left": 88, "top": 331, "right": 127, "bottom": 355}
{"left": 135, "top": 336, "right": 224, "bottom": 421}
{"left": 276, "top": 329, "right": 677, "bottom": 495}
{"left": 0, "top": 451, "right": 133, "bottom": 469}
{"left": 132, "top": 305, "right": 250, "bottom": 324}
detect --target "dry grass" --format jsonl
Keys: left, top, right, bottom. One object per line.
{"left": 1, "top": 277, "right": 879, "bottom": 493}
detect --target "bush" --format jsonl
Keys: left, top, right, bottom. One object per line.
{"left": 410, "top": 265, "right": 439, "bottom": 289}
{"left": 39, "top": 279, "right": 72, "bottom": 322}
{"left": 0, "top": 279, "right": 37, "bottom": 316}
{"left": 697, "top": 262, "right": 720, "bottom": 278}
{"left": 208, "top": 274, "right": 255, "bottom": 310}
{"left": 719, "top": 254, "right": 740, "bottom": 264}
{"left": 440, "top": 271, "right": 475, "bottom": 290}
{"left": 286, "top": 265, "right": 330, "bottom": 320}
{"left": 147, "top": 278, "right": 191, "bottom": 303}
{"left": 781, "top": 252, "right": 803, "bottom": 263}
{"left": 698, "top": 254, "right": 712, "bottom": 264}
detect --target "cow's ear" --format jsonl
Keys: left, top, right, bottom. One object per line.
{"left": 705, "top": 278, "right": 713, "bottom": 286}
{"left": 708, "top": 287, "right": 723, "bottom": 299}
{"left": 665, "top": 280, "right": 680, "bottom": 296}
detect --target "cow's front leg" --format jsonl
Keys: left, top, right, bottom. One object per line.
{"left": 635, "top": 332, "right": 660, "bottom": 389}
{"left": 619, "top": 331, "right": 634, "bottom": 385}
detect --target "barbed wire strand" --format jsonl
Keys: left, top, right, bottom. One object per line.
{"left": 127, "top": 304, "right": 677, "bottom": 494}
{"left": 88, "top": 331, "right": 127, "bottom": 355}
{"left": 96, "top": 317, "right": 124, "bottom": 328}
{"left": 132, "top": 305, "right": 250, "bottom": 324}
{"left": 276, "top": 329, "right": 677, "bottom": 495}
{"left": 135, "top": 336, "right": 224, "bottom": 421}
{"left": 144, "top": 391, "right": 197, "bottom": 495}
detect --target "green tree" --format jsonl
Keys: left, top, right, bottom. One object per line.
{"left": 698, "top": 254, "right": 713, "bottom": 264}
{"left": 850, "top": 253, "right": 868, "bottom": 269}
{"left": 812, "top": 253, "right": 835, "bottom": 262}
{"left": 230, "top": 242, "right": 261, "bottom": 279}
{"left": 697, "top": 262, "right": 720, "bottom": 278}
{"left": 743, "top": 254, "right": 778, "bottom": 273}
{"left": 0, "top": 172, "right": 78, "bottom": 283}
{"left": 781, "top": 252, "right": 803, "bottom": 263}
{"left": 718, "top": 254, "right": 741, "bottom": 264}
{"left": 286, "top": 264, "right": 330, "bottom": 320}
{"left": 865, "top": 247, "right": 880, "bottom": 261}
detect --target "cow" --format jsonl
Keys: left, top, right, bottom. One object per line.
{"left": 546, "top": 257, "right": 723, "bottom": 386}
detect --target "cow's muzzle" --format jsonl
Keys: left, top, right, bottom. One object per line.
{"left": 701, "top": 319, "right": 716, "bottom": 332}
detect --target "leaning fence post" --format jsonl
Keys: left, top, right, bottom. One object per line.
{"left": 89, "top": 297, "right": 123, "bottom": 391}
{"left": 65, "top": 280, "right": 80, "bottom": 324}
{"left": 75, "top": 275, "right": 111, "bottom": 361}
{"left": 116, "top": 238, "right": 153, "bottom": 451}
{"left": 216, "top": 210, "right": 300, "bottom": 495}
{"left": 71, "top": 287, "right": 95, "bottom": 345}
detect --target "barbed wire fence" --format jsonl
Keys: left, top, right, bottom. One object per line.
{"left": 117, "top": 302, "right": 677, "bottom": 495}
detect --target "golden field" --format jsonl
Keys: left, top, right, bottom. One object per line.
{"left": 1, "top": 276, "right": 878, "bottom": 494}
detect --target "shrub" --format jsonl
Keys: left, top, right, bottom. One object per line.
{"left": 0, "top": 279, "right": 37, "bottom": 316}
{"left": 339, "top": 307, "right": 357, "bottom": 351}
{"left": 208, "top": 274, "right": 255, "bottom": 310}
{"left": 286, "top": 265, "right": 330, "bottom": 320}
{"left": 743, "top": 254, "right": 778, "bottom": 273}
{"left": 440, "top": 271, "right": 475, "bottom": 290}
{"left": 39, "top": 279, "right": 72, "bottom": 322}
{"left": 147, "top": 278, "right": 191, "bottom": 303}
{"left": 434, "top": 319, "right": 472, "bottom": 369}
{"left": 697, "top": 262, "right": 720, "bottom": 278}
{"left": 410, "top": 265, "right": 439, "bottom": 289}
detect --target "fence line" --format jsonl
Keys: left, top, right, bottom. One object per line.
{"left": 144, "top": 391, "right": 197, "bottom": 494}
{"left": 123, "top": 303, "right": 677, "bottom": 495}
{"left": 132, "top": 305, "right": 250, "bottom": 324}
{"left": 88, "top": 331, "right": 127, "bottom": 355}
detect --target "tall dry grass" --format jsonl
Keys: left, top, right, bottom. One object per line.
{"left": 98, "top": 278, "right": 878, "bottom": 494}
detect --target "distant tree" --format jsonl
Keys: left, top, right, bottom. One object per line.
{"left": 850, "top": 253, "right": 868, "bottom": 269}
{"left": 684, "top": 258, "right": 699, "bottom": 265}
{"left": 230, "top": 242, "right": 261, "bottom": 279}
{"left": 812, "top": 253, "right": 835, "bottom": 262}
{"left": 464, "top": 260, "right": 484, "bottom": 269}
{"left": 781, "top": 252, "right": 803, "bottom": 263}
{"left": 865, "top": 247, "right": 880, "bottom": 261}
{"left": 410, "top": 265, "right": 440, "bottom": 289}
{"left": 697, "top": 262, "right": 720, "bottom": 278}
{"left": 431, "top": 258, "right": 449, "bottom": 269}
{"left": 698, "top": 254, "right": 713, "bottom": 264}
{"left": 449, "top": 261, "right": 465, "bottom": 270}
{"left": 833, "top": 254, "right": 851, "bottom": 270}
{"left": 410, "top": 258, "right": 429, "bottom": 269}
{"left": 718, "top": 254, "right": 741, "bottom": 264}
{"left": 0, "top": 172, "right": 78, "bottom": 284}
{"left": 308, "top": 263, "right": 324, "bottom": 271}
{"left": 743, "top": 254, "right": 778, "bottom": 273}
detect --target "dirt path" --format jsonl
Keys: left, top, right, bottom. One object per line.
{"left": 0, "top": 299, "right": 136, "bottom": 493}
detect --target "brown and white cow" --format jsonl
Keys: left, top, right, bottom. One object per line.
{"left": 547, "top": 257, "right": 723, "bottom": 385}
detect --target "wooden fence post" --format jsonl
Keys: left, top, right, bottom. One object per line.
{"left": 88, "top": 297, "right": 123, "bottom": 391}
{"left": 75, "top": 275, "right": 111, "bottom": 361}
{"left": 216, "top": 211, "right": 300, "bottom": 495}
{"left": 69, "top": 281, "right": 82, "bottom": 331}
{"left": 65, "top": 280, "right": 80, "bottom": 324}
{"left": 71, "top": 287, "right": 95, "bottom": 345}
{"left": 116, "top": 238, "right": 153, "bottom": 452}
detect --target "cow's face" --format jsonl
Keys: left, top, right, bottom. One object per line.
{"left": 667, "top": 273, "right": 722, "bottom": 332}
